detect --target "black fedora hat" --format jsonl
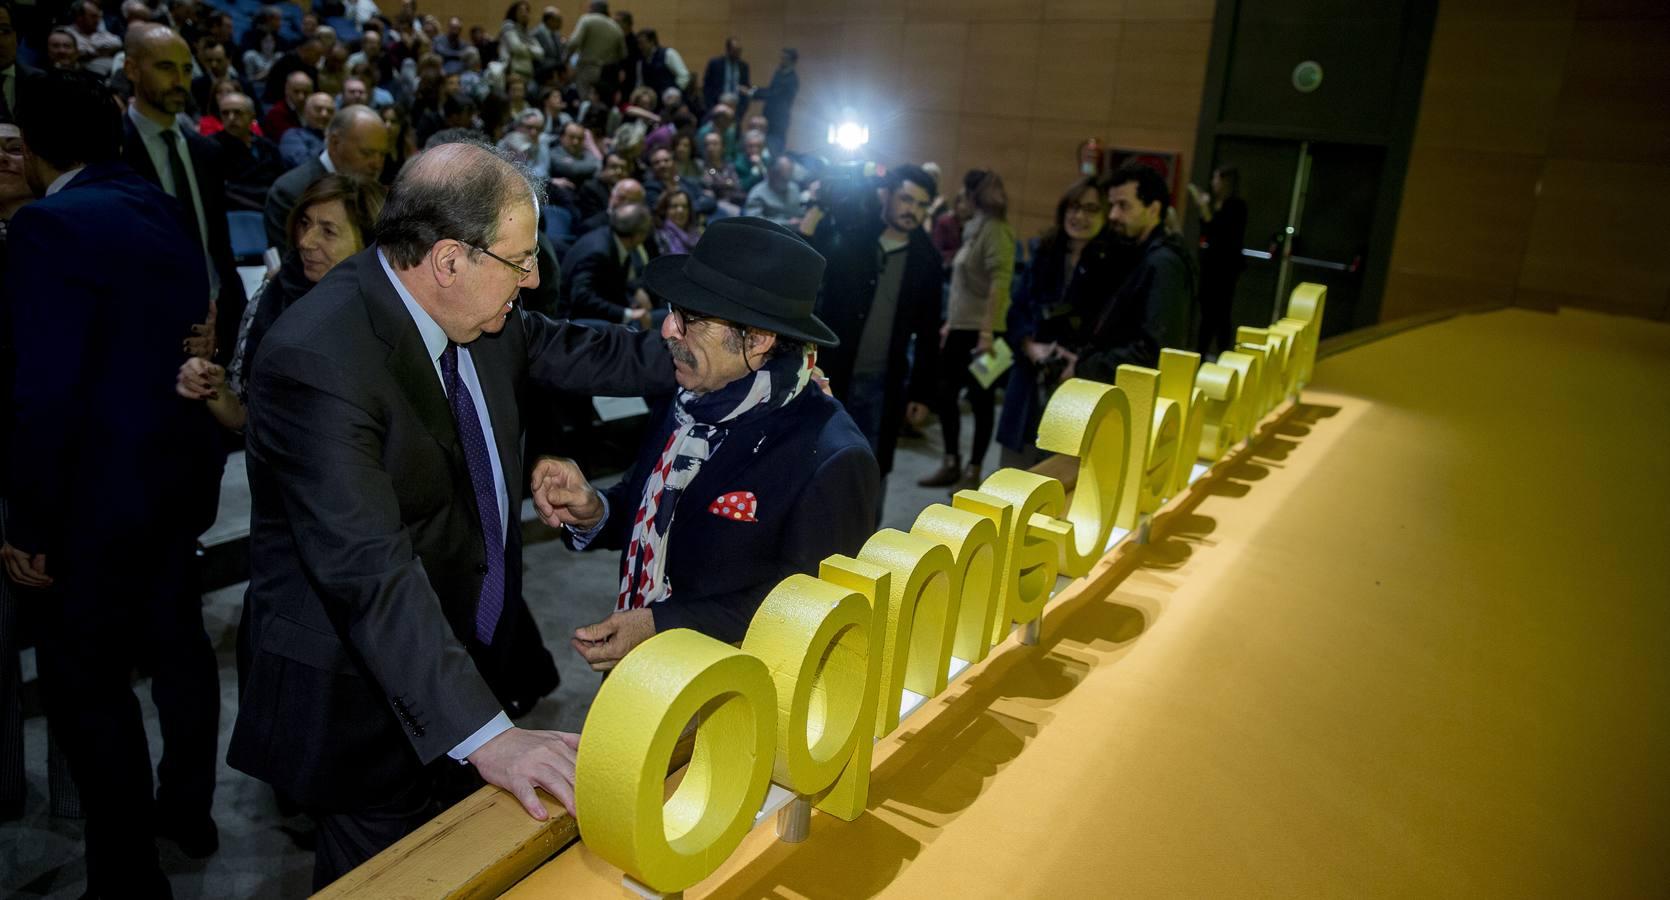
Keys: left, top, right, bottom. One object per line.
{"left": 642, "top": 216, "right": 839, "bottom": 347}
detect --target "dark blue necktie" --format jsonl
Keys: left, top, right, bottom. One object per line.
{"left": 439, "top": 344, "right": 505, "bottom": 644}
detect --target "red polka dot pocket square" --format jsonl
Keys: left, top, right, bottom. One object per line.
{"left": 708, "top": 490, "right": 759, "bottom": 523}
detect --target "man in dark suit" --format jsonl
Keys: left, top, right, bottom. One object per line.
{"left": 6, "top": 69, "right": 223, "bottom": 899}
{"left": 701, "top": 36, "right": 749, "bottom": 114}
{"left": 228, "top": 140, "right": 676, "bottom": 888}
{"left": 263, "top": 102, "right": 387, "bottom": 250}
{"left": 559, "top": 201, "right": 655, "bottom": 326}
{"left": 121, "top": 23, "right": 247, "bottom": 368}
{"left": 0, "top": 0, "right": 43, "bottom": 120}
{"left": 810, "top": 164, "right": 942, "bottom": 486}
{"left": 533, "top": 217, "right": 878, "bottom": 662}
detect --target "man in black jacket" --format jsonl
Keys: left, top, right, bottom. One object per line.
{"left": 229, "top": 141, "right": 676, "bottom": 888}
{"left": 809, "top": 164, "right": 941, "bottom": 486}
{"left": 533, "top": 217, "right": 878, "bottom": 664}
{"left": 121, "top": 25, "right": 247, "bottom": 409}
{"left": 559, "top": 201, "right": 656, "bottom": 326}
{"left": 1079, "top": 163, "right": 1197, "bottom": 380}
{"left": 701, "top": 36, "right": 749, "bottom": 113}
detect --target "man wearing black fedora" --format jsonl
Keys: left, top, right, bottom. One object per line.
{"left": 532, "top": 217, "right": 881, "bottom": 667}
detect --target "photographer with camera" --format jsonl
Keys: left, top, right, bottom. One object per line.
{"left": 995, "top": 176, "right": 1132, "bottom": 468}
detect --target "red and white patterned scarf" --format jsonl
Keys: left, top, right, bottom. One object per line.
{"left": 617, "top": 351, "right": 812, "bottom": 611}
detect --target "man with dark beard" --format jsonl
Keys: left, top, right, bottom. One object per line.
{"left": 806, "top": 164, "right": 942, "bottom": 501}
{"left": 1076, "top": 163, "right": 1197, "bottom": 378}
{"left": 532, "top": 217, "right": 879, "bottom": 667}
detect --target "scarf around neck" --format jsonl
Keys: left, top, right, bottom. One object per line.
{"left": 617, "top": 348, "right": 813, "bottom": 611}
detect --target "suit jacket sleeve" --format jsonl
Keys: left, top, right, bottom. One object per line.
{"left": 562, "top": 243, "right": 630, "bottom": 323}
{"left": 521, "top": 309, "right": 677, "bottom": 397}
{"left": 649, "top": 441, "right": 879, "bottom": 643}
{"left": 245, "top": 343, "right": 503, "bottom": 762}
{"left": 5, "top": 209, "right": 93, "bottom": 552}
{"left": 1077, "top": 251, "right": 1190, "bottom": 379}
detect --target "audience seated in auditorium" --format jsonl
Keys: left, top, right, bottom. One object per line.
{"left": 653, "top": 186, "right": 702, "bottom": 256}
{"left": 561, "top": 200, "right": 657, "bottom": 325}
{"left": 279, "top": 91, "right": 334, "bottom": 168}
{"left": 643, "top": 144, "right": 713, "bottom": 216}
{"left": 743, "top": 155, "right": 800, "bottom": 227}
{"left": 262, "top": 69, "right": 313, "bottom": 141}
{"left": 214, "top": 91, "right": 285, "bottom": 211}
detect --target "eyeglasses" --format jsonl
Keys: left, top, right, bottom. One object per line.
{"left": 668, "top": 304, "right": 715, "bottom": 331}
{"left": 462, "top": 241, "right": 535, "bottom": 276}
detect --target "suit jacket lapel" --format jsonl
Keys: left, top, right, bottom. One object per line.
{"left": 357, "top": 248, "right": 462, "bottom": 461}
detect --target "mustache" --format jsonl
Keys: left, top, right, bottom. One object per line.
{"left": 666, "top": 338, "right": 697, "bottom": 368}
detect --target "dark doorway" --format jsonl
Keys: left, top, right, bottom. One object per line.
{"left": 1190, "top": 0, "right": 1436, "bottom": 337}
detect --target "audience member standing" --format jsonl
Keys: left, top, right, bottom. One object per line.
{"left": 263, "top": 103, "right": 388, "bottom": 249}
{"left": 809, "top": 164, "right": 942, "bottom": 494}
{"left": 566, "top": 0, "right": 624, "bottom": 102}
{"left": 920, "top": 169, "right": 1013, "bottom": 490}
{"left": 1187, "top": 164, "right": 1248, "bottom": 358}
{"left": 995, "top": 177, "right": 1127, "bottom": 467}
{"left": 179, "top": 174, "right": 386, "bottom": 433}
{"left": 635, "top": 28, "right": 688, "bottom": 94}
{"left": 747, "top": 47, "right": 796, "bottom": 156}
{"left": 122, "top": 24, "right": 248, "bottom": 374}
{"left": 1076, "top": 163, "right": 1197, "bottom": 379}
{"left": 529, "top": 6, "right": 562, "bottom": 70}
{"left": 498, "top": 1, "right": 543, "bottom": 82}
{"left": 228, "top": 142, "right": 675, "bottom": 888}
{"left": 701, "top": 36, "right": 748, "bottom": 113}
{"left": 7, "top": 69, "right": 224, "bottom": 898}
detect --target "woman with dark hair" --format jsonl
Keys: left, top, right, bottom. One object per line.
{"left": 653, "top": 187, "right": 702, "bottom": 255}
{"left": 920, "top": 169, "right": 1015, "bottom": 489}
{"left": 381, "top": 104, "right": 416, "bottom": 185}
{"left": 995, "top": 177, "right": 1132, "bottom": 468}
{"left": 672, "top": 130, "right": 701, "bottom": 179}
{"left": 176, "top": 174, "right": 388, "bottom": 431}
{"left": 498, "top": 0, "right": 544, "bottom": 81}
{"left": 1186, "top": 164, "right": 1248, "bottom": 358}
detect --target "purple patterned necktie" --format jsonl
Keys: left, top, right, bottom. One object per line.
{"left": 439, "top": 344, "right": 505, "bottom": 644}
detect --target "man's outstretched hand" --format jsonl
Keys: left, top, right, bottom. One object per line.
{"left": 468, "top": 727, "right": 581, "bottom": 821}
{"left": 530, "top": 456, "right": 604, "bottom": 531}
{"left": 572, "top": 608, "right": 655, "bottom": 672}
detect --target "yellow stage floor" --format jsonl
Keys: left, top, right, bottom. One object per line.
{"left": 510, "top": 307, "right": 1670, "bottom": 897}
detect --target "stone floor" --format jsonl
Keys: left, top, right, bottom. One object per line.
{"left": 0, "top": 409, "right": 1002, "bottom": 899}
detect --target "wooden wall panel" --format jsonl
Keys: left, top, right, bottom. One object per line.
{"left": 1546, "top": 19, "right": 1670, "bottom": 166}
{"left": 1110, "top": 22, "right": 1211, "bottom": 130}
{"left": 1388, "top": 147, "right": 1543, "bottom": 284}
{"left": 1411, "top": 14, "right": 1570, "bottom": 155}
{"left": 1044, "top": 0, "right": 1127, "bottom": 23}
{"left": 1517, "top": 158, "right": 1670, "bottom": 319}
{"left": 1390, "top": 0, "right": 1670, "bottom": 323}
{"left": 898, "top": 23, "right": 968, "bottom": 114}
{"left": 960, "top": 24, "right": 1041, "bottom": 116}
{"left": 1032, "top": 24, "right": 1121, "bottom": 123}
